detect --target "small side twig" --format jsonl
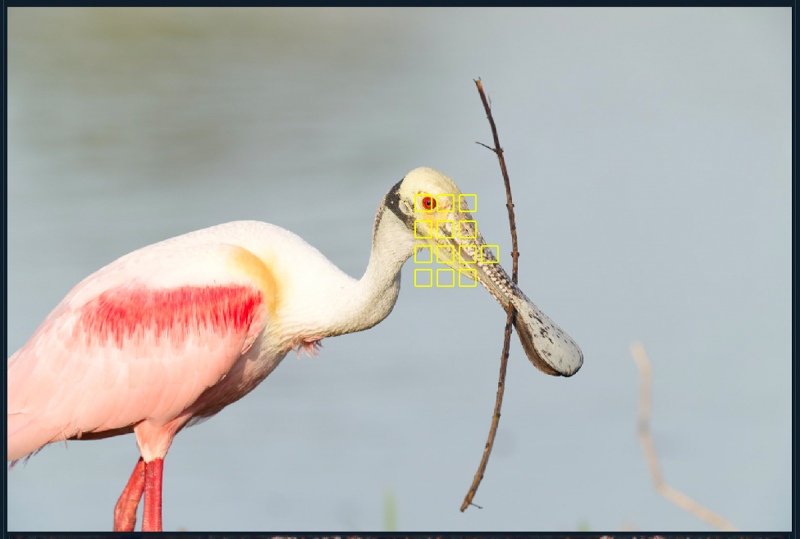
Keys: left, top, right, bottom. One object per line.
{"left": 460, "top": 78, "right": 520, "bottom": 512}
{"left": 630, "top": 342, "right": 738, "bottom": 531}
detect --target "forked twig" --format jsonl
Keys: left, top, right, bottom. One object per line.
{"left": 460, "top": 78, "right": 520, "bottom": 512}
{"left": 630, "top": 342, "right": 738, "bottom": 531}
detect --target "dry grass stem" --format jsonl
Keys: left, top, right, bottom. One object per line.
{"left": 630, "top": 342, "right": 738, "bottom": 531}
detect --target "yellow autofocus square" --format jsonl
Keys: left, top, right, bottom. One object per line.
{"left": 414, "top": 245, "right": 432, "bottom": 264}
{"left": 458, "top": 268, "right": 478, "bottom": 287}
{"left": 414, "top": 193, "right": 436, "bottom": 213}
{"left": 459, "top": 194, "right": 478, "bottom": 212}
{"left": 457, "top": 220, "right": 478, "bottom": 239}
{"left": 414, "top": 268, "right": 433, "bottom": 288}
{"left": 458, "top": 244, "right": 478, "bottom": 264}
{"left": 434, "top": 220, "right": 455, "bottom": 239}
{"left": 414, "top": 220, "right": 433, "bottom": 239}
{"left": 480, "top": 244, "right": 500, "bottom": 264}
{"left": 436, "top": 194, "right": 454, "bottom": 212}
{"left": 435, "top": 245, "right": 455, "bottom": 264}
{"left": 436, "top": 268, "right": 455, "bottom": 288}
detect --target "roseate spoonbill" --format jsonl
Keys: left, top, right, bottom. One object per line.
{"left": 8, "top": 167, "right": 582, "bottom": 531}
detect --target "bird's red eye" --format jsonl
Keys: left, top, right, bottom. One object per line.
{"left": 422, "top": 196, "right": 437, "bottom": 210}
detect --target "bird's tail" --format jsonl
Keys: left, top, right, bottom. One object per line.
{"left": 7, "top": 349, "right": 64, "bottom": 462}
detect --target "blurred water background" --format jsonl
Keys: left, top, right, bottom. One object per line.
{"left": 7, "top": 7, "right": 790, "bottom": 532}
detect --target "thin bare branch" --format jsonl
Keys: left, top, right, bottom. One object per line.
{"left": 473, "top": 78, "right": 520, "bottom": 281}
{"left": 460, "top": 306, "right": 515, "bottom": 512}
{"left": 630, "top": 342, "right": 739, "bottom": 531}
{"left": 460, "top": 78, "right": 520, "bottom": 512}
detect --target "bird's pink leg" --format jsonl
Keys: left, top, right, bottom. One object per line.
{"left": 142, "top": 458, "right": 164, "bottom": 532}
{"left": 114, "top": 457, "right": 146, "bottom": 532}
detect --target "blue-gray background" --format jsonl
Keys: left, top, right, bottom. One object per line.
{"left": 7, "top": 8, "right": 791, "bottom": 532}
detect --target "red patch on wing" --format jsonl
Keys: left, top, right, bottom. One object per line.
{"left": 77, "top": 285, "right": 262, "bottom": 348}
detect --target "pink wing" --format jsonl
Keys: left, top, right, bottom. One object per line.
{"left": 7, "top": 242, "right": 271, "bottom": 462}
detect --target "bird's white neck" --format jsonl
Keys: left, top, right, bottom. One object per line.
{"left": 278, "top": 203, "right": 415, "bottom": 348}
{"left": 351, "top": 205, "right": 416, "bottom": 329}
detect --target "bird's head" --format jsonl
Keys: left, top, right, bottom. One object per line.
{"left": 382, "top": 167, "right": 584, "bottom": 377}
{"left": 387, "top": 167, "right": 489, "bottom": 276}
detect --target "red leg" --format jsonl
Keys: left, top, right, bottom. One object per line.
{"left": 142, "top": 458, "right": 164, "bottom": 532}
{"left": 114, "top": 457, "right": 145, "bottom": 532}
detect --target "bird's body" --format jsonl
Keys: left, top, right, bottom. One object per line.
{"left": 8, "top": 220, "right": 407, "bottom": 464}
{"left": 8, "top": 167, "right": 583, "bottom": 531}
